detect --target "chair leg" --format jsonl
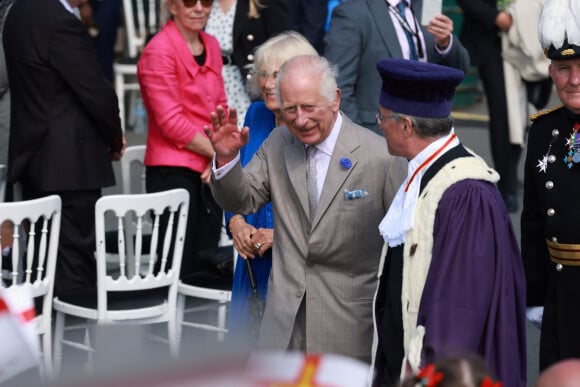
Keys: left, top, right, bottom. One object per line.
{"left": 168, "top": 316, "right": 178, "bottom": 358}
{"left": 42, "top": 330, "right": 53, "bottom": 381}
{"left": 175, "top": 293, "right": 185, "bottom": 355}
{"left": 53, "top": 311, "right": 65, "bottom": 377}
{"left": 217, "top": 300, "right": 227, "bottom": 342}
{"left": 84, "top": 328, "right": 94, "bottom": 373}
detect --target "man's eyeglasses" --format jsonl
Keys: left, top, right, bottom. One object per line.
{"left": 182, "top": 0, "right": 213, "bottom": 8}
{"left": 376, "top": 112, "right": 396, "bottom": 125}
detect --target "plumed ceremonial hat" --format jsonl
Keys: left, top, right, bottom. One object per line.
{"left": 376, "top": 58, "right": 464, "bottom": 118}
{"left": 539, "top": 0, "right": 580, "bottom": 60}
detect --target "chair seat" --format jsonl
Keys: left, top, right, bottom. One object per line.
{"left": 180, "top": 271, "right": 232, "bottom": 291}
{"left": 55, "top": 287, "right": 166, "bottom": 311}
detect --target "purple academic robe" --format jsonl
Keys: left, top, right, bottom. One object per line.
{"left": 417, "top": 180, "right": 527, "bottom": 386}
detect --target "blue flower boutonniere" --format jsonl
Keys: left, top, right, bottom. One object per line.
{"left": 340, "top": 157, "right": 352, "bottom": 170}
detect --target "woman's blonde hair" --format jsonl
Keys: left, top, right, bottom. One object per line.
{"left": 248, "top": 31, "right": 318, "bottom": 98}
{"left": 248, "top": 0, "right": 263, "bottom": 19}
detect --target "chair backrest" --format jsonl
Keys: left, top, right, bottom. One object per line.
{"left": 0, "top": 195, "right": 61, "bottom": 376}
{"left": 122, "top": 0, "right": 162, "bottom": 57}
{"left": 0, "top": 195, "right": 61, "bottom": 300}
{"left": 94, "top": 188, "right": 189, "bottom": 319}
{"left": 120, "top": 145, "right": 146, "bottom": 194}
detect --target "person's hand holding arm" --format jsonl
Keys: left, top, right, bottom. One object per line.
{"left": 204, "top": 105, "right": 249, "bottom": 168}
{"left": 184, "top": 132, "right": 214, "bottom": 158}
{"left": 495, "top": 10, "right": 512, "bottom": 32}
{"left": 185, "top": 132, "right": 214, "bottom": 184}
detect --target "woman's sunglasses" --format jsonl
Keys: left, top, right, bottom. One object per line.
{"left": 182, "top": 0, "right": 213, "bottom": 8}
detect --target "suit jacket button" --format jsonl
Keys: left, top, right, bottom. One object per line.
{"left": 410, "top": 243, "right": 418, "bottom": 256}
{"left": 556, "top": 263, "right": 563, "bottom": 272}
{"left": 247, "top": 54, "right": 254, "bottom": 62}
{"left": 247, "top": 34, "right": 254, "bottom": 41}
{"left": 296, "top": 290, "right": 303, "bottom": 298}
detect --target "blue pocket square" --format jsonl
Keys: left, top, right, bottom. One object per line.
{"left": 344, "top": 189, "right": 369, "bottom": 200}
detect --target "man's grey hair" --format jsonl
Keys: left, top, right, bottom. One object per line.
{"left": 275, "top": 55, "right": 339, "bottom": 106}
{"left": 390, "top": 111, "right": 454, "bottom": 138}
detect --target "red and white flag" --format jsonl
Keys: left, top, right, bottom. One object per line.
{"left": 0, "top": 286, "right": 40, "bottom": 382}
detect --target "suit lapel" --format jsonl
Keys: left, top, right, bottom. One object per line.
{"left": 312, "top": 118, "right": 360, "bottom": 228}
{"left": 232, "top": 0, "right": 247, "bottom": 43}
{"left": 367, "top": 0, "right": 403, "bottom": 58}
{"left": 166, "top": 20, "right": 200, "bottom": 80}
{"left": 285, "top": 137, "right": 310, "bottom": 221}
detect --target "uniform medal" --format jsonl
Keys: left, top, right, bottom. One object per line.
{"left": 564, "top": 123, "right": 580, "bottom": 168}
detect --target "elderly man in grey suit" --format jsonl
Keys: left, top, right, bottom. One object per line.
{"left": 324, "top": 0, "right": 470, "bottom": 133}
{"left": 205, "top": 55, "right": 406, "bottom": 362}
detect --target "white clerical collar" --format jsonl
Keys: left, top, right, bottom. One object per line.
{"left": 379, "top": 129, "right": 459, "bottom": 247}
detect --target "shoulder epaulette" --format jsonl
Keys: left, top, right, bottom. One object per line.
{"left": 530, "top": 104, "right": 565, "bottom": 121}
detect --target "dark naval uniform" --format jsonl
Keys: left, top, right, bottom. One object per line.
{"left": 521, "top": 105, "right": 580, "bottom": 370}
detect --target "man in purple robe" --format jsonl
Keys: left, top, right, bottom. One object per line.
{"left": 372, "top": 58, "right": 527, "bottom": 387}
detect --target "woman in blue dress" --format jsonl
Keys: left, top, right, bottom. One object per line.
{"left": 226, "top": 31, "right": 318, "bottom": 339}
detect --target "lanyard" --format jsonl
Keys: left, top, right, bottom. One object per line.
{"left": 386, "top": 1, "right": 424, "bottom": 58}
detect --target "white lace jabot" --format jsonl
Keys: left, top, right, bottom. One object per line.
{"left": 379, "top": 129, "right": 459, "bottom": 247}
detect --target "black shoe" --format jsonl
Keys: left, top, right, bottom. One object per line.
{"left": 504, "top": 194, "right": 519, "bottom": 213}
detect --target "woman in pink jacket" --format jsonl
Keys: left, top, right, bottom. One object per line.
{"left": 138, "top": 0, "right": 227, "bottom": 277}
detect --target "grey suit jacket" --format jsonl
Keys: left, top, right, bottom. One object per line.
{"left": 212, "top": 115, "right": 406, "bottom": 362}
{"left": 324, "top": 0, "right": 470, "bottom": 133}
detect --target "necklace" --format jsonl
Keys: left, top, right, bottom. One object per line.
{"left": 563, "top": 122, "right": 580, "bottom": 168}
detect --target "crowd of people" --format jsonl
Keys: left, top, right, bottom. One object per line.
{"left": 2, "top": 0, "right": 580, "bottom": 385}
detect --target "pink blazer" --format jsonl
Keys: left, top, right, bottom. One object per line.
{"left": 137, "top": 19, "right": 227, "bottom": 173}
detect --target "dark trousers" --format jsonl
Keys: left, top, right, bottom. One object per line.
{"left": 373, "top": 245, "right": 404, "bottom": 387}
{"left": 22, "top": 187, "right": 100, "bottom": 298}
{"left": 146, "top": 166, "right": 222, "bottom": 277}
{"left": 477, "top": 51, "right": 520, "bottom": 198}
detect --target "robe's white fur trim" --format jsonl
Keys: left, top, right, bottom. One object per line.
{"left": 400, "top": 154, "right": 499, "bottom": 377}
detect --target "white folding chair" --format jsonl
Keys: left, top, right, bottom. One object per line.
{"left": 0, "top": 195, "right": 61, "bottom": 380}
{"left": 52, "top": 188, "right": 189, "bottom": 375}
{"left": 120, "top": 145, "right": 147, "bottom": 195}
{"left": 114, "top": 145, "right": 149, "bottom": 269}
{"left": 176, "top": 226, "right": 234, "bottom": 350}
{"left": 114, "top": 0, "right": 161, "bottom": 131}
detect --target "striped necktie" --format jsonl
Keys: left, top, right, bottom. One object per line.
{"left": 396, "top": 1, "right": 418, "bottom": 61}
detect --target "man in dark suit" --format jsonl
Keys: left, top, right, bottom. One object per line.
{"left": 324, "top": 0, "right": 469, "bottom": 134}
{"left": 287, "top": 0, "right": 327, "bottom": 54}
{"left": 457, "top": 0, "right": 520, "bottom": 212}
{"left": 3, "top": 0, "right": 125, "bottom": 297}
